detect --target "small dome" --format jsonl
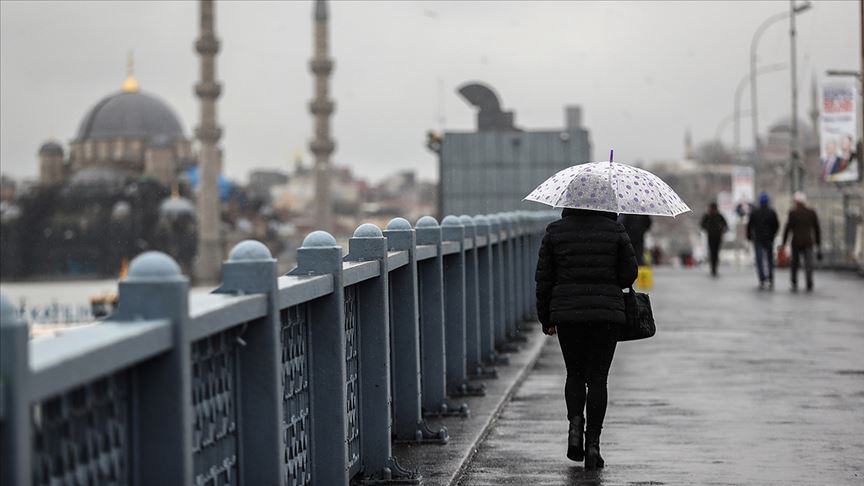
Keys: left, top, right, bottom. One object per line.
{"left": 159, "top": 197, "right": 196, "bottom": 218}
{"left": 39, "top": 141, "right": 64, "bottom": 156}
{"left": 76, "top": 91, "right": 184, "bottom": 142}
{"left": 111, "top": 201, "right": 131, "bottom": 220}
{"left": 65, "top": 167, "right": 127, "bottom": 195}
{"left": 767, "top": 116, "right": 818, "bottom": 149}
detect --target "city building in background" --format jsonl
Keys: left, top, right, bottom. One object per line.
{"left": 433, "top": 82, "right": 591, "bottom": 216}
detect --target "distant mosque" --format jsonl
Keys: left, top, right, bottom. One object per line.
{"left": 38, "top": 55, "right": 194, "bottom": 189}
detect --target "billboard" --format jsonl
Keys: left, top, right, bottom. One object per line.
{"left": 819, "top": 79, "right": 860, "bottom": 183}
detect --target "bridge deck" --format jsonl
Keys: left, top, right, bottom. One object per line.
{"left": 457, "top": 268, "right": 864, "bottom": 485}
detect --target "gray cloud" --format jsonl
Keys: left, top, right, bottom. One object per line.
{"left": 1, "top": 1, "right": 859, "bottom": 183}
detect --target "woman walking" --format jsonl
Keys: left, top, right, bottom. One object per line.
{"left": 535, "top": 207, "right": 638, "bottom": 469}
{"left": 525, "top": 156, "right": 689, "bottom": 470}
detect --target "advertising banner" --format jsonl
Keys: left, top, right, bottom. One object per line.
{"left": 819, "top": 80, "right": 860, "bottom": 183}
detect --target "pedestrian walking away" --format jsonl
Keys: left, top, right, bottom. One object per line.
{"left": 781, "top": 191, "right": 822, "bottom": 292}
{"left": 525, "top": 155, "right": 689, "bottom": 471}
{"left": 700, "top": 202, "right": 728, "bottom": 277}
{"left": 619, "top": 214, "right": 652, "bottom": 265}
{"left": 535, "top": 208, "right": 638, "bottom": 470}
{"left": 746, "top": 191, "right": 780, "bottom": 290}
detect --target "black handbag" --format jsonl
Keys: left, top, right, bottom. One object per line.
{"left": 618, "top": 286, "right": 656, "bottom": 341}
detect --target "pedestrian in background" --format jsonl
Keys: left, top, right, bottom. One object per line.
{"left": 619, "top": 214, "right": 652, "bottom": 265}
{"left": 700, "top": 202, "right": 728, "bottom": 277}
{"left": 781, "top": 191, "right": 822, "bottom": 292}
{"left": 746, "top": 192, "right": 780, "bottom": 290}
{"left": 535, "top": 208, "right": 638, "bottom": 470}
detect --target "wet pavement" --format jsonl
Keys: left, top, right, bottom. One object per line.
{"left": 456, "top": 267, "right": 864, "bottom": 485}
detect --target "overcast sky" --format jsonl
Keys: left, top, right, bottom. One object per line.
{"left": 0, "top": 1, "right": 859, "bottom": 183}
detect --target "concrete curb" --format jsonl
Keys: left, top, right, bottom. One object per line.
{"left": 448, "top": 332, "right": 548, "bottom": 486}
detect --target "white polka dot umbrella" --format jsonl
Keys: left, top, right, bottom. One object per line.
{"left": 524, "top": 158, "right": 690, "bottom": 217}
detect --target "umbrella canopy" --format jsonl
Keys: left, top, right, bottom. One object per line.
{"left": 524, "top": 161, "right": 690, "bottom": 216}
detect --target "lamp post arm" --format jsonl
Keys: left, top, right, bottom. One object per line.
{"left": 750, "top": 11, "right": 791, "bottom": 155}
{"left": 735, "top": 63, "right": 786, "bottom": 154}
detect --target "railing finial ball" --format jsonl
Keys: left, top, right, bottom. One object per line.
{"left": 301, "top": 230, "right": 338, "bottom": 248}
{"left": 458, "top": 215, "right": 475, "bottom": 226}
{"left": 127, "top": 251, "right": 182, "bottom": 281}
{"left": 416, "top": 215, "right": 439, "bottom": 228}
{"left": 353, "top": 223, "right": 383, "bottom": 238}
{"left": 385, "top": 217, "right": 412, "bottom": 231}
{"left": 228, "top": 240, "right": 272, "bottom": 261}
{"left": 441, "top": 215, "right": 463, "bottom": 227}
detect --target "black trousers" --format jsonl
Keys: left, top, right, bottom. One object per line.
{"left": 707, "top": 236, "right": 722, "bottom": 275}
{"left": 790, "top": 246, "right": 814, "bottom": 288}
{"left": 557, "top": 324, "right": 617, "bottom": 436}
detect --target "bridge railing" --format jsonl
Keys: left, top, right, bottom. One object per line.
{"left": 0, "top": 210, "right": 556, "bottom": 486}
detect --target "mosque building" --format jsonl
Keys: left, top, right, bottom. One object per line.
{"left": 38, "top": 57, "right": 194, "bottom": 189}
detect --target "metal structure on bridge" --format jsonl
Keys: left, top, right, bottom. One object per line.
{"left": 0, "top": 211, "right": 554, "bottom": 486}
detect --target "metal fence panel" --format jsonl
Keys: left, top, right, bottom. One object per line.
{"left": 281, "top": 304, "right": 311, "bottom": 486}
{"left": 344, "top": 285, "right": 361, "bottom": 476}
{"left": 31, "top": 372, "right": 131, "bottom": 486}
{"left": 191, "top": 329, "right": 240, "bottom": 485}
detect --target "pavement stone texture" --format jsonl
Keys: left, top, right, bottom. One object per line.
{"left": 456, "top": 267, "right": 864, "bottom": 485}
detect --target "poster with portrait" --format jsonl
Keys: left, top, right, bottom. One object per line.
{"left": 819, "top": 79, "right": 859, "bottom": 183}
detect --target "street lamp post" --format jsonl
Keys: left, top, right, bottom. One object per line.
{"left": 735, "top": 63, "right": 786, "bottom": 155}
{"left": 749, "top": 2, "right": 811, "bottom": 165}
{"left": 789, "top": 0, "right": 812, "bottom": 194}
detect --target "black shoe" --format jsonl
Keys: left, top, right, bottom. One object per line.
{"left": 567, "top": 417, "right": 584, "bottom": 461}
{"left": 791, "top": 283, "right": 798, "bottom": 293}
{"left": 584, "top": 433, "right": 604, "bottom": 470}
{"left": 806, "top": 282, "right": 814, "bottom": 292}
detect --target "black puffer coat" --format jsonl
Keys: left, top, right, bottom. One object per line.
{"left": 535, "top": 208, "right": 638, "bottom": 328}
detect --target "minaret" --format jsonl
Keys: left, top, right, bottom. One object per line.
{"left": 309, "top": 0, "right": 335, "bottom": 233}
{"left": 193, "top": 0, "right": 224, "bottom": 283}
{"left": 684, "top": 128, "right": 693, "bottom": 160}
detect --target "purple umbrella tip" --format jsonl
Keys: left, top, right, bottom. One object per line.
{"left": 609, "top": 149, "right": 614, "bottom": 163}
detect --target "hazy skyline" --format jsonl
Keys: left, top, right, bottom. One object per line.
{"left": 1, "top": 1, "right": 859, "bottom": 184}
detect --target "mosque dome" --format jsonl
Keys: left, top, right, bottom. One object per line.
{"left": 38, "top": 140, "right": 64, "bottom": 156}
{"left": 767, "top": 116, "right": 818, "bottom": 149}
{"left": 75, "top": 90, "right": 184, "bottom": 142}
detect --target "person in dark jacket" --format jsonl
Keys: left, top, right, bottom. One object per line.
{"left": 700, "top": 202, "right": 728, "bottom": 277}
{"left": 781, "top": 191, "right": 821, "bottom": 292}
{"left": 619, "top": 214, "right": 652, "bottom": 265}
{"left": 746, "top": 192, "right": 780, "bottom": 289}
{"left": 535, "top": 208, "right": 638, "bottom": 470}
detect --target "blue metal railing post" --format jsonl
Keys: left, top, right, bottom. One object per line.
{"left": 345, "top": 224, "right": 420, "bottom": 483}
{"left": 472, "top": 216, "right": 499, "bottom": 366}
{"left": 442, "top": 215, "right": 486, "bottom": 397}
{"left": 383, "top": 218, "right": 449, "bottom": 443}
{"left": 513, "top": 213, "right": 525, "bottom": 323}
{"left": 415, "top": 217, "right": 467, "bottom": 416}
{"left": 215, "top": 240, "right": 284, "bottom": 484}
{"left": 487, "top": 215, "right": 508, "bottom": 354}
{"left": 288, "top": 231, "right": 348, "bottom": 486}
{"left": 114, "top": 251, "right": 192, "bottom": 485}
{"left": 441, "top": 216, "right": 474, "bottom": 397}
{"left": 0, "top": 293, "right": 31, "bottom": 486}
{"left": 459, "top": 215, "right": 483, "bottom": 377}
{"left": 500, "top": 214, "right": 519, "bottom": 345}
